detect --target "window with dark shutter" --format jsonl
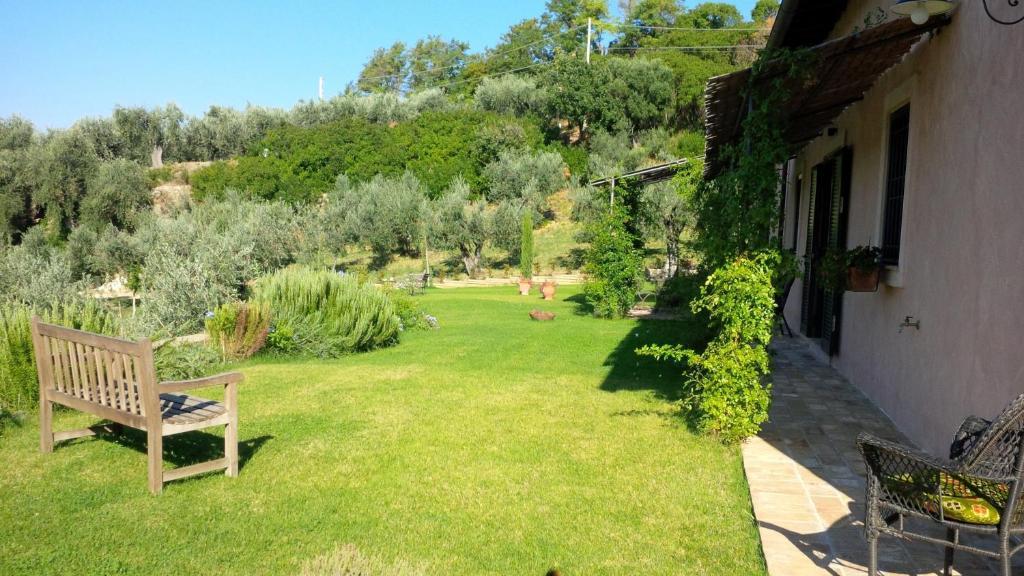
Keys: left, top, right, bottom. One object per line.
{"left": 881, "top": 104, "right": 910, "bottom": 265}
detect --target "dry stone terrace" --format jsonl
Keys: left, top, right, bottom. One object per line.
{"left": 748, "top": 338, "right": 1024, "bottom": 575}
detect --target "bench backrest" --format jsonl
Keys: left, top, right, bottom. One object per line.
{"left": 31, "top": 318, "right": 158, "bottom": 421}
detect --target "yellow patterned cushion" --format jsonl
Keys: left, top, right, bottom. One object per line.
{"left": 883, "top": 472, "right": 1005, "bottom": 526}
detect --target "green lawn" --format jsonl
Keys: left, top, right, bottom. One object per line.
{"left": 0, "top": 287, "right": 765, "bottom": 575}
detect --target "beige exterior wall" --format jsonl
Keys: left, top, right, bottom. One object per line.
{"left": 781, "top": 1, "right": 1024, "bottom": 456}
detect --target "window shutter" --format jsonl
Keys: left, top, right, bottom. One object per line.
{"left": 800, "top": 167, "right": 818, "bottom": 335}
{"left": 882, "top": 105, "right": 910, "bottom": 265}
{"left": 822, "top": 147, "right": 852, "bottom": 356}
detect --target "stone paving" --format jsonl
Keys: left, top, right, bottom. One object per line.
{"left": 746, "top": 337, "right": 1019, "bottom": 576}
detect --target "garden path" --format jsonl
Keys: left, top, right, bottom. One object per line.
{"left": 747, "top": 337, "right": 1022, "bottom": 575}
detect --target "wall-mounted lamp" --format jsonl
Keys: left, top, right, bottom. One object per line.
{"left": 891, "top": 0, "right": 955, "bottom": 25}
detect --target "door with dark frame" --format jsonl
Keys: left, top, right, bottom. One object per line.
{"left": 800, "top": 147, "right": 852, "bottom": 355}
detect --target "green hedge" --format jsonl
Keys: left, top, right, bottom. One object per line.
{"left": 189, "top": 112, "right": 549, "bottom": 202}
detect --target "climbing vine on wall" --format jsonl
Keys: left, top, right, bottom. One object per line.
{"left": 689, "top": 48, "right": 816, "bottom": 270}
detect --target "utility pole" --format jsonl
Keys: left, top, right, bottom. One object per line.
{"left": 585, "top": 18, "right": 592, "bottom": 64}
{"left": 318, "top": 76, "right": 324, "bottom": 101}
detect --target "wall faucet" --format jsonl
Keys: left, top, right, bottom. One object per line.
{"left": 899, "top": 316, "right": 921, "bottom": 333}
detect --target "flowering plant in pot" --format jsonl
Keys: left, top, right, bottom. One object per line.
{"left": 845, "top": 245, "right": 882, "bottom": 292}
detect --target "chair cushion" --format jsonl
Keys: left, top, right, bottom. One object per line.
{"left": 883, "top": 472, "right": 1006, "bottom": 525}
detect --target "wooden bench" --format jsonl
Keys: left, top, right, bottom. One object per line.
{"left": 31, "top": 318, "right": 243, "bottom": 494}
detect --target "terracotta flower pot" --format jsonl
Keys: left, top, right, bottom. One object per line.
{"left": 846, "top": 267, "right": 880, "bottom": 292}
{"left": 518, "top": 279, "right": 532, "bottom": 296}
{"left": 540, "top": 280, "right": 557, "bottom": 301}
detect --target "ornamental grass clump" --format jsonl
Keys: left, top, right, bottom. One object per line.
{"left": 639, "top": 252, "right": 777, "bottom": 443}
{"left": 205, "top": 301, "right": 271, "bottom": 360}
{"left": 253, "top": 266, "right": 400, "bottom": 357}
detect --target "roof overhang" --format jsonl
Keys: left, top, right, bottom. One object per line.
{"left": 767, "top": 0, "right": 850, "bottom": 49}
{"left": 704, "top": 15, "right": 950, "bottom": 178}
{"left": 589, "top": 158, "right": 689, "bottom": 187}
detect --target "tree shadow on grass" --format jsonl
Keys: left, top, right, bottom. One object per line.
{"left": 565, "top": 292, "right": 594, "bottom": 316}
{"left": 59, "top": 425, "right": 273, "bottom": 472}
{"left": 598, "top": 314, "right": 709, "bottom": 402}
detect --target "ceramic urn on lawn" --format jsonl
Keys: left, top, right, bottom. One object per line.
{"left": 518, "top": 278, "right": 532, "bottom": 296}
{"left": 540, "top": 280, "right": 557, "bottom": 301}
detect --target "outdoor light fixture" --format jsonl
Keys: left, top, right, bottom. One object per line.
{"left": 891, "top": 0, "right": 955, "bottom": 25}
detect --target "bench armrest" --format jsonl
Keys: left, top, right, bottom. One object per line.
{"left": 160, "top": 372, "right": 243, "bottom": 394}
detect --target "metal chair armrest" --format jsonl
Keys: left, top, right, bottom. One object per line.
{"left": 949, "top": 415, "right": 991, "bottom": 460}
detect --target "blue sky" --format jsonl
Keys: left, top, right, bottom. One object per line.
{"left": 0, "top": 0, "right": 758, "bottom": 129}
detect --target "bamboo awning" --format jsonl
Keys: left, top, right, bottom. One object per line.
{"left": 704, "top": 15, "right": 950, "bottom": 178}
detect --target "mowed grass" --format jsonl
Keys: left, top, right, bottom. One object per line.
{"left": 0, "top": 287, "right": 765, "bottom": 575}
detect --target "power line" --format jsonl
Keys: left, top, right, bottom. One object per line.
{"left": 616, "top": 24, "right": 765, "bottom": 32}
{"left": 417, "top": 59, "right": 557, "bottom": 92}
{"left": 608, "top": 45, "right": 765, "bottom": 51}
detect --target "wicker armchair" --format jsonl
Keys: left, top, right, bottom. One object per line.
{"left": 858, "top": 394, "right": 1024, "bottom": 576}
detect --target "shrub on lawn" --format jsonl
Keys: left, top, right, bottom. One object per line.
{"left": 0, "top": 298, "right": 120, "bottom": 412}
{"left": 301, "top": 544, "right": 425, "bottom": 576}
{"left": 639, "top": 252, "right": 777, "bottom": 442}
{"left": 253, "top": 266, "right": 400, "bottom": 357}
{"left": 205, "top": 301, "right": 271, "bottom": 360}
{"left": 582, "top": 207, "right": 644, "bottom": 318}
{"left": 153, "top": 342, "right": 222, "bottom": 382}
{"left": 0, "top": 233, "right": 83, "bottom": 308}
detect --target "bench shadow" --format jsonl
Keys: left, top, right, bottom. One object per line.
{"left": 60, "top": 425, "right": 273, "bottom": 471}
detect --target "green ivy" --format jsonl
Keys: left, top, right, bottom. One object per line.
{"left": 691, "top": 49, "right": 816, "bottom": 270}
{"left": 639, "top": 252, "right": 778, "bottom": 442}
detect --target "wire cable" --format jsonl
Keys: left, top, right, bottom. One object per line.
{"left": 356, "top": 24, "right": 585, "bottom": 84}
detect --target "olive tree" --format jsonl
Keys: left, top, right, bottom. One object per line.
{"left": 81, "top": 159, "right": 151, "bottom": 230}
{"left": 429, "top": 177, "right": 520, "bottom": 277}
{"left": 335, "top": 172, "right": 427, "bottom": 267}
{"left": 474, "top": 75, "right": 549, "bottom": 117}
{"left": 483, "top": 149, "right": 566, "bottom": 213}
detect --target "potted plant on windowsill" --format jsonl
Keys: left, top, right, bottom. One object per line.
{"left": 818, "top": 246, "right": 882, "bottom": 292}
{"left": 845, "top": 245, "right": 882, "bottom": 292}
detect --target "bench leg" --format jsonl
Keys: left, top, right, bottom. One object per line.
{"left": 39, "top": 398, "right": 53, "bottom": 453}
{"left": 147, "top": 428, "right": 163, "bottom": 495}
{"left": 225, "top": 382, "right": 238, "bottom": 477}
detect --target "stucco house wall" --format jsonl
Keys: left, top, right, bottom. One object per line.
{"left": 781, "top": 1, "right": 1024, "bottom": 456}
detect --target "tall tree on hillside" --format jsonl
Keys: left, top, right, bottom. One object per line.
{"left": 683, "top": 2, "right": 744, "bottom": 28}
{"left": 112, "top": 104, "right": 186, "bottom": 167}
{"left": 29, "top": 129, "right": 99, "bottom": 238}
{"left": 542, "top": 0, "right": 609, "bottom": 54}
{"left": 619, "top": 0, "right": 684, "bottom": 49}
{"left": 407, "top": 36, "right": 470, "bottom": 92}
{"left": 0, "top": 116, "right": 36, "bottom": 243}
{"left": 541, "top": 57, "right": 624, "bottom": 140}
{"left": 357, "top": 42, "right": 408, "bottom": 93}
{"left": 81, "top": 159, "right": 151, "bottom": 231}
{"left": 751, "top": 0, "right": 780, "bottom": 22}
{"left": 485, "top": 19, "right": 553, "bottom": 74}
{"left": 606, "top": 57, "right": 675, "bottom": 133}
